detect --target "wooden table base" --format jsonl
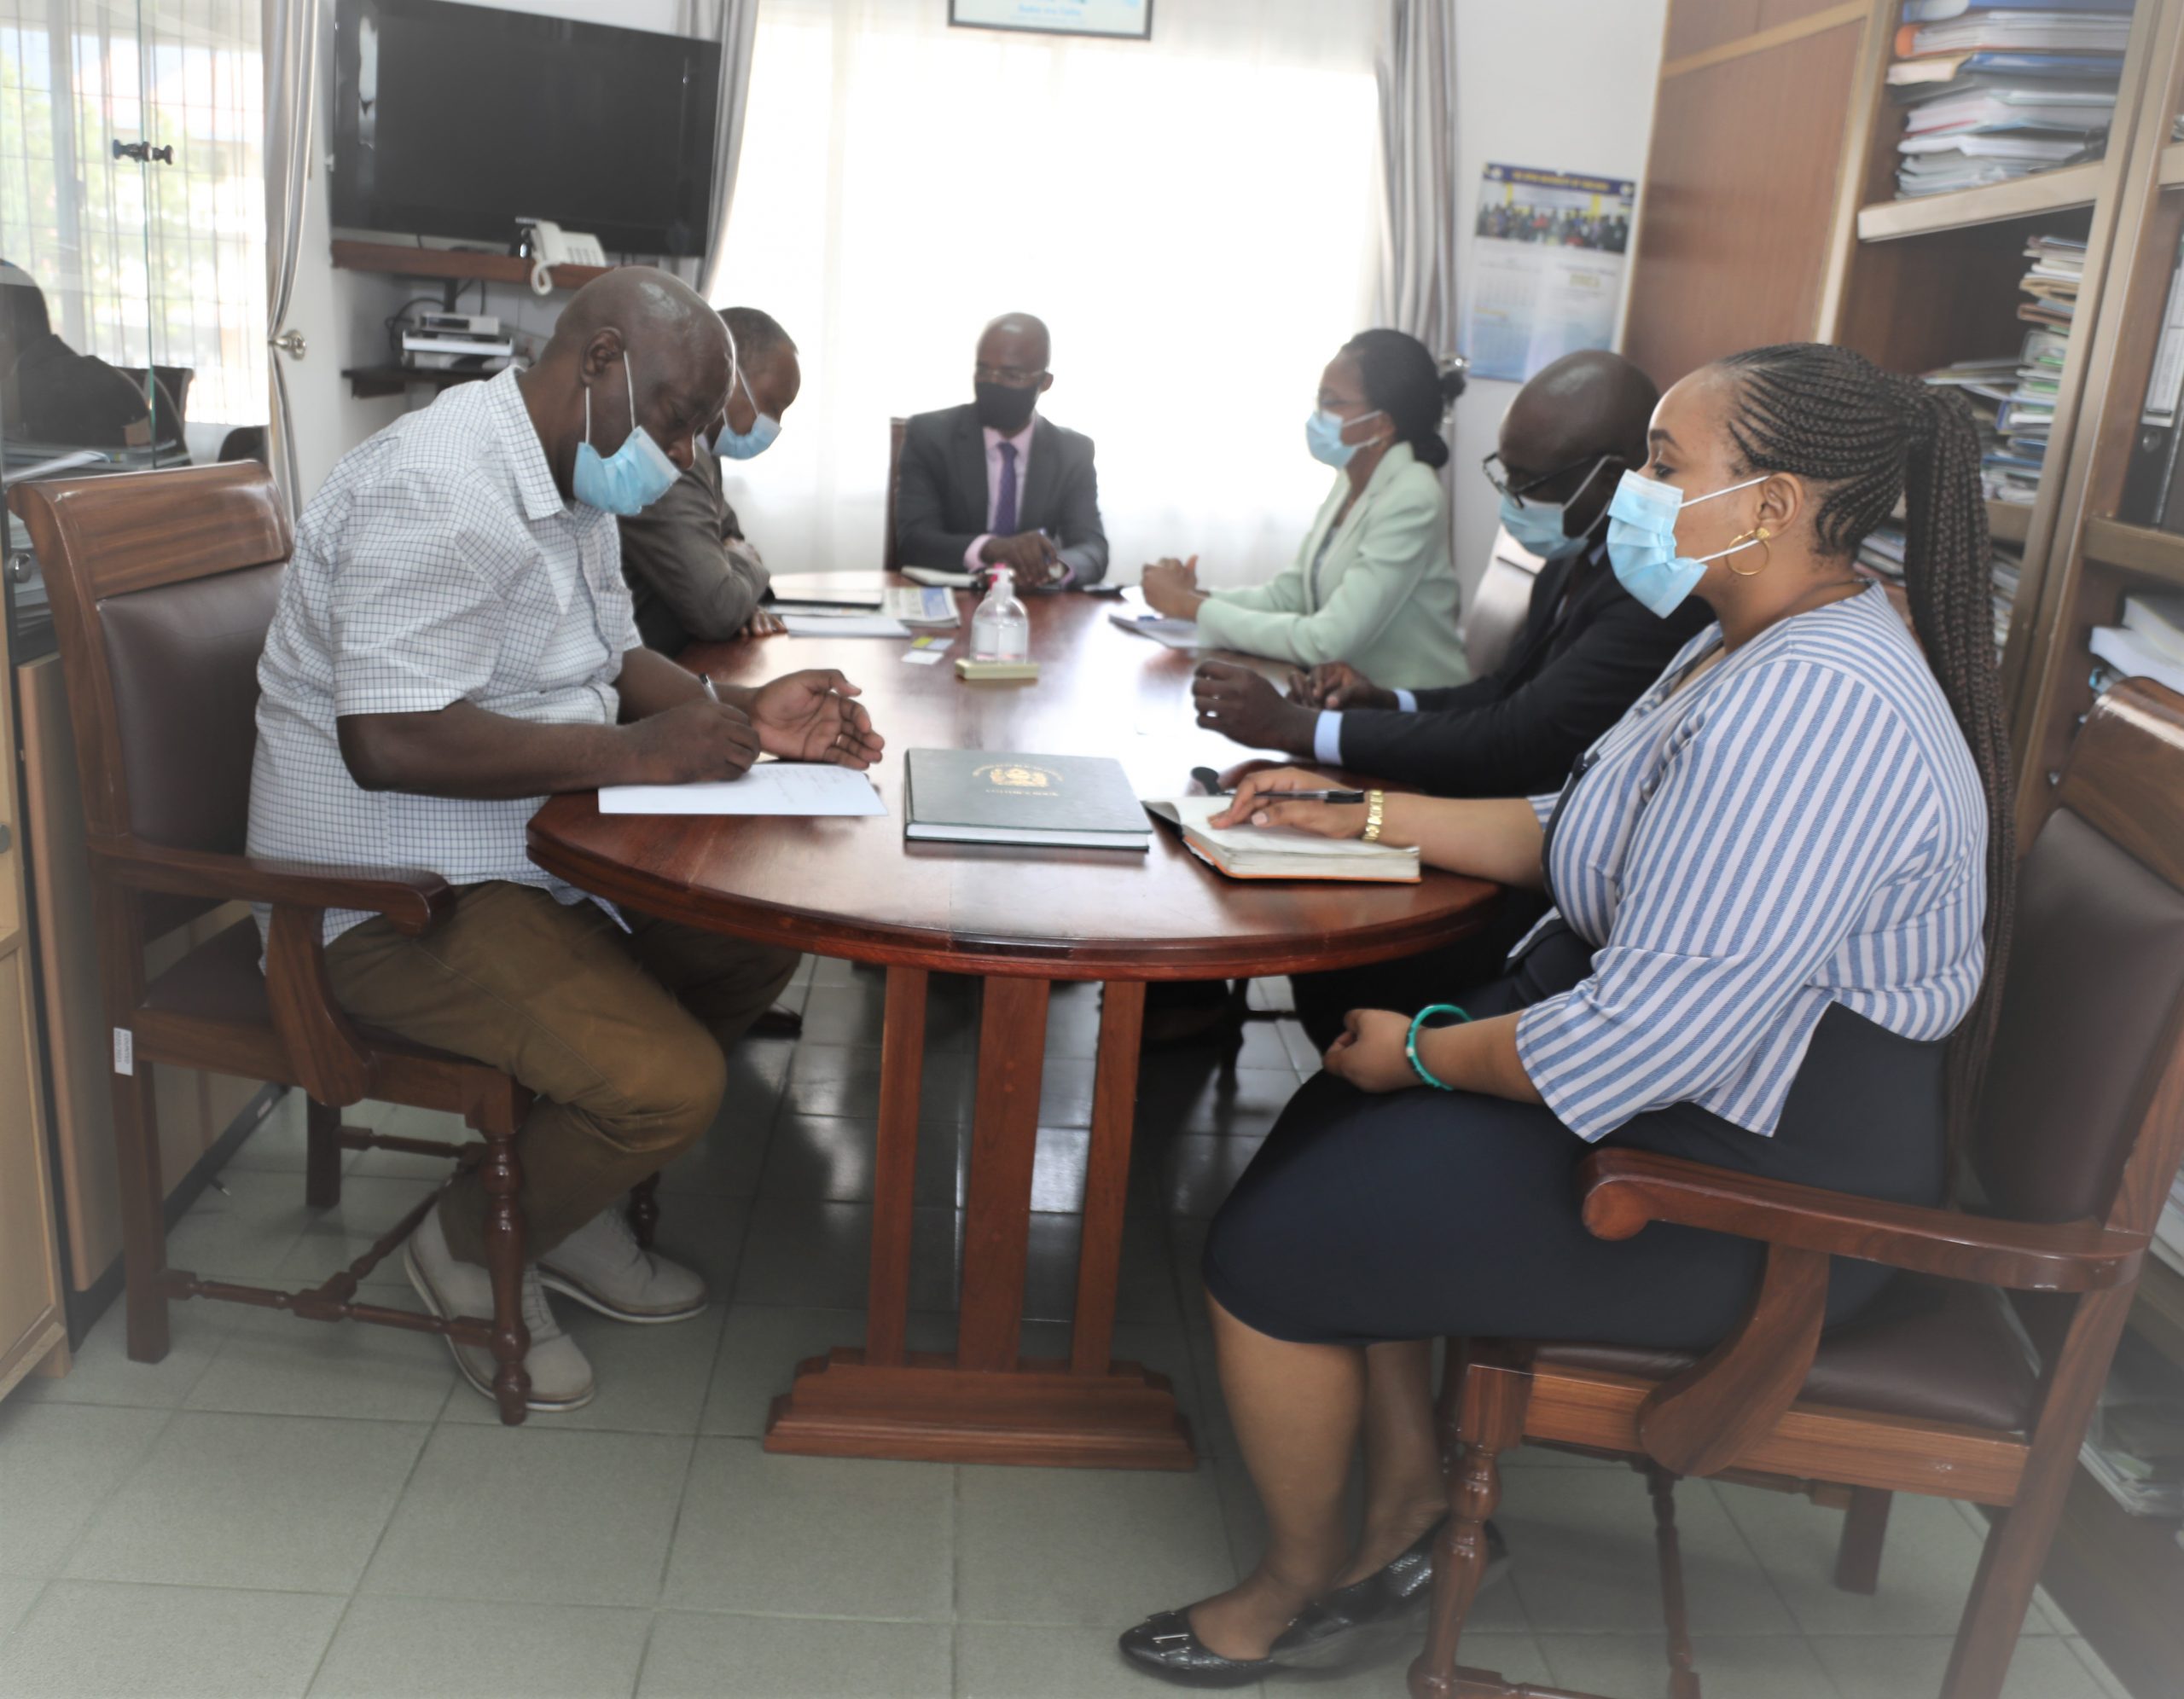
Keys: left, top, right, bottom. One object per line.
{"left": 764, "top": 971, "right": 1197, "bottom": 1470}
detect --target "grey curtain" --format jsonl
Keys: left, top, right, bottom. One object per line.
{"left": 1375, "top": 0, "right": 1458, "bottom": 358}
{"left": 680, "top": 0, "right": 762, "bottom": 305}
{"left": 264, "top": 0, "right": 322, "bottom": 516}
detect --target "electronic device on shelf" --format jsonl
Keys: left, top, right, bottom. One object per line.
{"left": 515, "top": 219, "right": 607, "bottom": 295}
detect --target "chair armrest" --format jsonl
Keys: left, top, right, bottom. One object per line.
{"left": 1580, "top": 1150, "right": 2144, "bottom": 1294}
{"left": 89, "top": 838, "right": 453, "bottom": 936}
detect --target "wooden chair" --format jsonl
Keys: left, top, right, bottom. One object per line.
{"left": 882, "top": 415, "right": 908, "bottom": 571}
{"left": 9, "top": 462, "right": 658, "bottom": 1425}
{"left": 1411, "top": 677, "right": 2184, "bottom": 1699}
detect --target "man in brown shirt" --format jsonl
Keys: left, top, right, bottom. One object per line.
{"left": 617, "top": 305, "right": 800, "bottom": 653}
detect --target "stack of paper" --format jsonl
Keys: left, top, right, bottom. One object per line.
{"left": 2079, "top": 1332, "right": 2184, "bottom": 1517}
{"left": 1889, "top": 1, "right": 2133, "bottom": 198}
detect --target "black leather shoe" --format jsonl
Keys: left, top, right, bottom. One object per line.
{"left": 1117, "top": 1610, "right": 1274, "bottom": 1687}
{"left": 1266, "top": 1518, "right": 1510, "bottom": 1670}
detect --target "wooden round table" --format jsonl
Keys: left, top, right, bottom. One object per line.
{"left": 529, "top": 587, "right": 1499, "bottom": 1469}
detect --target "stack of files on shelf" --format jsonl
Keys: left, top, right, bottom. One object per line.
{"left": 1855, "top": 520, "right": 2021, "bottom": 656}
{"left": 2120, "top": 233, "right": 2184, "bottom": 531}
{"left": 2155, "top": 1165, "right": 2184, "bottom": 1278}
{"left": 2079, "top": 1331, "right": 2184, "bottom": 1517}
{"left": 1924, "top": 353, "right": 2024, "bottom": 502}
{"left": 1888, "top": 0, "right": 2133, "bottom": 198}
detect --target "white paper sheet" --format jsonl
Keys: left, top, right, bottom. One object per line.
{"left": 599, "top": 763, "right": 889, "bottom": 816}
{"left": 781, "top": 614, "right": 914, "bottom": 638}
{"left": 1109, "top": 612, "right": 1203, "bottom": 650}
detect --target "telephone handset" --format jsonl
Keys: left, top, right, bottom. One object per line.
{"left": 516, "top": 218, "right": 607, "bottom": 295}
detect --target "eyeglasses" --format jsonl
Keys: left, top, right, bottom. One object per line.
{"left": 975, "top": 364, "right": 1046, "bottom": 388}
{"left": 1482, "top": 450, "right": 1618, "bottom": 508}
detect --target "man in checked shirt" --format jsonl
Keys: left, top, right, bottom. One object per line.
{"left": 248, "top": 268, "right": 884, "bottom": 1412}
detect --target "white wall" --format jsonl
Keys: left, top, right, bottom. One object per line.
{"left": 1449, "top": 0, "right": 1668, "bottom": 600}
{"left": 283, "top": 0, "right": 1672, "bottom": 554}
{"left": 284, "top": 0, "right": 688, "bottom": 497}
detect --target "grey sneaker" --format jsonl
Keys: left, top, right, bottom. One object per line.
{"left": 404, "top": 1207, "right": 595, "bottom": 1411}
{"left": 538, "top": 1204, "right": 709, "bottom": 1324}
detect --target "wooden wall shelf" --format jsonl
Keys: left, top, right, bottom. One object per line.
{"left": 1856, "top": 164, "right": 2105, "bottom": 243}
{"left": 2083, "top": 518, "right": 2184, "bottom": 590}
{"left": 328, "top": 239, "right": 612, "bottom": 294}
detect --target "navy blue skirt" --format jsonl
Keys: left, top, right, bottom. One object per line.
{"left": 1203, "top": 925, "right": 1947, "bottom": 1349}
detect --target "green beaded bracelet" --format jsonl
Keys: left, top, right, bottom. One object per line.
{"left": 1406, "top": 1003, "right": 1471, "bottom": 1090}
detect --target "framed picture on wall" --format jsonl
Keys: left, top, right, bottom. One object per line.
{"left": 948, "top": 0, "right": 1153, "bottom": 42}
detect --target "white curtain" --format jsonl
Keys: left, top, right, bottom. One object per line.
{"left": 710, "top": 0, "right": 1384, "bottom": 589}
{"left": 1374, "top": 0, "right": 1459, "bottom": 360}
{"left": 264, "top": 0, "right": 320, "bottom": 513}
{"left": 677, "top": 0, "right": 760, "bottom": 306}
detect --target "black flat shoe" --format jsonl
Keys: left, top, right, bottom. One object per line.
{"left": 1117, "top": 1610, "right": 1275, "bottom": 1687}
{"left": 1266, "top": 1518, "right": 1511, "bottom": 1671}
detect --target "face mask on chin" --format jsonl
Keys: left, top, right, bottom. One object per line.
{"left": 974, "top": 379, "right": 1039, "bottom": 436}
{"left": 572, "top": 351, "right": 679, "bottom": 514}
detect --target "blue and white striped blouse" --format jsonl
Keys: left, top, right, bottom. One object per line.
{"left": 1513, "top": 583, "right": 1986, "bottom": 1144}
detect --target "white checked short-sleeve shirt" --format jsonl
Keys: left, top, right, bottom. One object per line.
{"left": 247, "top": 368, "right": 639, "bottom": 942}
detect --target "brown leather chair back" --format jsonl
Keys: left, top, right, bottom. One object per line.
{"left": 1972, "top": 681, "right": 2184, "bottom": 1232}
{"left": 882, "top": 415, "right": 908, "bottom": 572}
{"left": 9, "top": 463, "right": 291, "bottom": 859}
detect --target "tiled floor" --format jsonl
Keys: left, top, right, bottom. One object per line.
{"left": 0, "top": 963, "right": 2136, "bottom": 1698}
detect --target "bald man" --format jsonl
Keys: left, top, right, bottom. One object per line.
{"left": 894, "top": 312, "right": 1108, "bottom": 588}
{"left": 248, "top": 267, "right": 885, "bottom": 1412}
{"left": 1189, "top": 350, "right": 1711, "bottom": 1049}
{"left": 1190, "top": 349, "right": 1707, "bottom": 797}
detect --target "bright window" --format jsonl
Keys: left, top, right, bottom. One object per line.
{"left": 714, "top": 0, "right": 1383, "bottom": 588}
{"left": 1, "top": 0, "right": 264, "bottom": 438}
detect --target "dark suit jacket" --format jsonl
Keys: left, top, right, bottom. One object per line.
{"left": 1336, "top": 539, "right": 1714, "bottom": 797}
{"left": 617, "top": 447, "right": 770, "bottom": 655}
{"left": 894, "top": 403, "right": 1108, "bottom": 585}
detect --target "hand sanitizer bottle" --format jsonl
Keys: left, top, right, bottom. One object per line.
{"left": 970, "top": 567, "right": 1029, "bottom": 663}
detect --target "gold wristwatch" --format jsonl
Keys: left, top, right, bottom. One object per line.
{"left": 1362, "top": 790, "right": 1385, "bottom": 843}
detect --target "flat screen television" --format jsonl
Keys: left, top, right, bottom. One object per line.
{"left": 330, "top": 0, "right": 721, "bottom": 258}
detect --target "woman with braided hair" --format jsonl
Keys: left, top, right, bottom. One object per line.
{"left": 1120, "top": 344, "right": 2011, "bottom": 1685}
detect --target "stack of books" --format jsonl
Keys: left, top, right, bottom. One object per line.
{"left": 2088, "top": 589, "right": 2184, "bottom": 694}
{"left": 1855, "top": 520, "right": 2021, "bottom": 657}
{"left": 1887, "top": 0, "right": 2135, "bottom": 199}
{"left": 1926, "top": 239, "right": 2083, "bottom": 503}
{"left": 2080, "top": 1332, "right": 2184, "bottom": 1517}
{"left": 1924, "top": 352, "right": 2024, "bottom": 502}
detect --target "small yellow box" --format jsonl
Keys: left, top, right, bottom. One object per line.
{"left": 955, "top": 658, "right": 1041, "bottom": 682}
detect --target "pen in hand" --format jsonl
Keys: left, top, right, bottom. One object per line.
{"left": 1189, "top": 766, "right": 1363, "bottom": 804}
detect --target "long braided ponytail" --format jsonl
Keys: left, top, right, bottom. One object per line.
{"left": 1712, "top": 344, "right": 2016, "bottom": 1153}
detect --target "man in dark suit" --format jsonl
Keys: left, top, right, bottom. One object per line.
{"left": 894, "top": 312, "right": 1108, "bottom": 588}
{"left": 1186, "top": 349, "right": 1712, "bottom": 1047}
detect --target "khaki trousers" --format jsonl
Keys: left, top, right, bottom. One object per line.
{"left": 326, "top": 882, "right": 796, "bottom": 1266}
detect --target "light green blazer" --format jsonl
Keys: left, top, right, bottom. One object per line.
{"left": 1195, "top": 441, "right": 1468, "bottom": 690}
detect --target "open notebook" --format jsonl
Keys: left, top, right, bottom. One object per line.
{"left": 1143, "top": 796, "right": 1421, "bottom": 883}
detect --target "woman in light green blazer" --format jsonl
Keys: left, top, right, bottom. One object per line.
{"left": 1141, "top": 330, "right": 1469, "bottom": 692}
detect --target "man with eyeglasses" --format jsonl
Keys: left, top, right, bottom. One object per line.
{"left": 1192, "top": 349, "right": 1712, "bottom": 1048}
{"left": 893, "top": 311, "right": 1109, "bottom": 588}
{"left": 1193, "top": 349, "right": 1707, "bottom": 799}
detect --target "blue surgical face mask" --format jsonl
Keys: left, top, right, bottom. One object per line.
{"left": 712, "top": 368, "right": 781, "bottom": 461}
{"left": 1305, "top": 405, "right": 1384, "bottom": 469}
{"left": 1605, "top": 467, "right": 1769, "bottom": 616}
{"left": 573, "top": 351, "right": 679, "bottom": 514}
{"left": 1496, "top": 455, "right": 1614, "bottom": 560}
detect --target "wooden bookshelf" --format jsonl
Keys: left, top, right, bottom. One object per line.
{"left": 1855, "top": 164, "right": 2106, "bottom": 242}
{"left": 1628, "top": 8, "right": 2184, "bottom": 1694}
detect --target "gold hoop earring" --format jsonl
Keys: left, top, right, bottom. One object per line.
{"left": 1725, "top": 525, "right": 1773, "bottom": 577}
